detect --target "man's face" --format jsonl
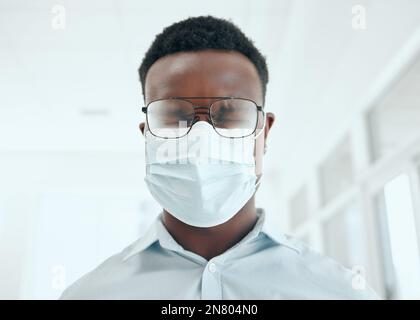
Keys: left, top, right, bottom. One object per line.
{"left": 139, "top": 49, "right": 275, "bottom": 175}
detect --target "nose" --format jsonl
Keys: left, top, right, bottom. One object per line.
{"left": 192, "top": 105, "right": 212, "bottom": 125}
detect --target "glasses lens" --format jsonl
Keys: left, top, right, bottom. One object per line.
{"left": 147, "top": 99, "right": 194, "bottom": 138}
{"left": 210, "top": 99, "right": 258, "bottom": 138}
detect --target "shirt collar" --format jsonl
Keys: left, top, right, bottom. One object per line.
{"left": 122, "top": 208, "right": 300, "bottom": 261}
{"left": 259, "top": 208, "right": 301, "bottom": 254}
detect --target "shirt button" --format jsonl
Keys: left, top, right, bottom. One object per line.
{"left": 208, "top": 262, "right": 217, "bottom": 273}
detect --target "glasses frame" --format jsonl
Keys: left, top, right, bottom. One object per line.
{"left": 141, "top": 96, "right": 264, "bottom": 139}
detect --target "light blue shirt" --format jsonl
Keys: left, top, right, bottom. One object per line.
{"left": 60, "top": 208, "right": 378, "bottom": 299}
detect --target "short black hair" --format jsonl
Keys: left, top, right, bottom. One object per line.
{"left": 138, "top": 16, "right": 269, "bottom": 101}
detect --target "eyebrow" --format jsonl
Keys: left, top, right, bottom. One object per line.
{"left": 168, "top": 96, "right": 235, "bottom": 99}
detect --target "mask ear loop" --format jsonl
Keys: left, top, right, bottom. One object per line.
{"left": 254, "top": 110, "right": 266, "bottom": 189}
{"left": 254, "top": 110, "right": 266, "bottom": 140}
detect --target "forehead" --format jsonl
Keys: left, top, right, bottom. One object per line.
{"left": 144, "top": 50, "right": 263, "bottom": 105}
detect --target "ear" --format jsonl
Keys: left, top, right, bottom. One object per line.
{"left": 264, "top": 112, "right": 275, "bottom": 140}
{"left": 139, "top": 122, "right": 145, "bottom": 136}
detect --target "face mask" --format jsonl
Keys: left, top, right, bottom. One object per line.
{"left": 144, "top": 121, "right": 262, "bottom": 228}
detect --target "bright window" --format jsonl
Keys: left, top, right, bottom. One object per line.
{"left": 377, "top": 174, "right": 420, "bottom": 298}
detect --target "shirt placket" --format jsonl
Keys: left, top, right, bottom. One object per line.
{"left": 201, "top": 257, "right": 224, "bottom": 300}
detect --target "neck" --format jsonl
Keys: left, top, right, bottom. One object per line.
{"left": 162, "top": 196, "right": 258, "bottom": 261}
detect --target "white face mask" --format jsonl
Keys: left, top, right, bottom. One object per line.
{"left": 144, "top": 121, "right": 261, "bottom": 227}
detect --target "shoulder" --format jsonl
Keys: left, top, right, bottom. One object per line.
{"left": 59, "top": 240, "right": 144, "bottom": 300}
{"left": 276, "top": 235, "right": 380, "bottom": 300}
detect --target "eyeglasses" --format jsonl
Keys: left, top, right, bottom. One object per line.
{"left": 142, "top": 96, "right": 264, "bottom": 139}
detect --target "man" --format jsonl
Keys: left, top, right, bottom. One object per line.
{"left": 60, "top": 16, "right": 378, "bottom": 299}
